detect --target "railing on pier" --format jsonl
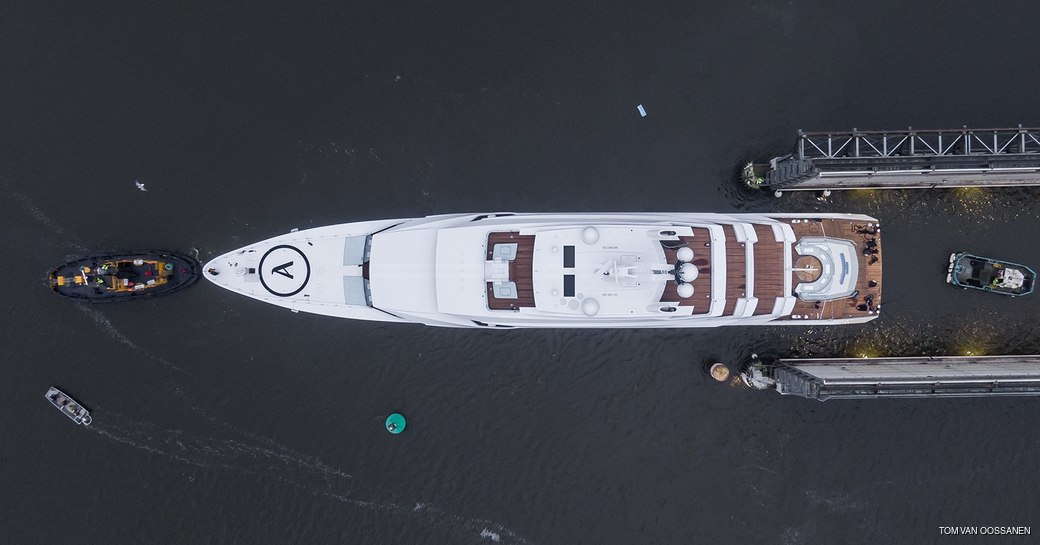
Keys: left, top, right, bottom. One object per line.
{"left": 747, "top": 126, "right": 1040, "bottom": 192}
{"left": 798, "top": 127, "right": 1040, "bottom": 160}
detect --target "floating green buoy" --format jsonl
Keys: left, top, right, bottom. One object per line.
{"left": 385, "top": 413, "right": 406, "bottom": 434}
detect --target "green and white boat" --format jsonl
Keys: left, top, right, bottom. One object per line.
{"left": 946, "top": 253, "right": 1035, "bottom": 297}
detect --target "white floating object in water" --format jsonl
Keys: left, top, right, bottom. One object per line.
{"left": 637, "top": 104, "right": 647, "bottom": 117}
{"left": 135, "top": 180, "right": 147, "bottom": 192}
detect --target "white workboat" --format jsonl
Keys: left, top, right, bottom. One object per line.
{"left": 204, "top": 213, "right": 882, "bottom": 328}
{"left": 45, "top": 387, "right": 92, "bottom": 425}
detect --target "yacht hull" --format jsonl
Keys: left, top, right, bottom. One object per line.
{"left": 204, "top": 213, "right": 883, "bottom": 328}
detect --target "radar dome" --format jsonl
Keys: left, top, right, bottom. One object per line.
{"left": 581, "top": 298, "right": 600, "bottom": 316}
{"left": 679, "top": 263, "right": 699, "bottom": 283}
{"left": 581, "top": 226, "right": 600, "bottom": 244}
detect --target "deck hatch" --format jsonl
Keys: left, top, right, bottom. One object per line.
{"left": 563, "top": 246, "right": 575, "bottom": 268}
{"left": 343, "top": 235, "right": 368, "bottom": 266}
{"left": 343, "top": 276, "right": 370, "bottom": 306}
{"left": 563, "top": 274, "right": 575, "bottom": 296}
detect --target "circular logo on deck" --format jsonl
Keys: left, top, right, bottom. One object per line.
{"left": 258, "top": 245, "right": 310, "bottom": 297}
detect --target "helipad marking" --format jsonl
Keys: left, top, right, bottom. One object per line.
{"left": 259, "top": 245, "right": 310, "bottom": 297}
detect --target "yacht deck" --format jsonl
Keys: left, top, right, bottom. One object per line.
{"left": 658, "top": 228, "right": 713, "bottom": 314}
{"left": 483, "top": 218, "right": 880, "bottom": 321}
{"left": 486, "top": 232, "right": 536, "bottom": 310}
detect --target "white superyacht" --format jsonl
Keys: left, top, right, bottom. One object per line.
{"left": 204, "top": 212, "right": 882, "bottom": 328}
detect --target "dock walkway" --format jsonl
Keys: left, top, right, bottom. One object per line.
{"left": 747, "top": 127, "right": 1040, "bottom": 193}
{"left": 768, "top": 355, "right": 1040, "bottom": 400}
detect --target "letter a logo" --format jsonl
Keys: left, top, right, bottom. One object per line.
{"left": 272, "top": 261, "right": 294, "bottom": 279}
{"left": 259, "top": 245, "right": 309, "bottom": 297}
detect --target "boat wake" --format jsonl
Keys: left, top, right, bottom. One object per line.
{"left": 89, "top": 416, "right": 354, "bottom": 485}
{"left": 72, "top": 306, "right": 359, "bottom": 483}
{"left": 23, "top": 191, "right": 533, "bottom": 543}
{"left": 10, "top": 191, "right": 90, "bottom": 253}
{"left": 74, "top": 304, "right": 191, "bottom": 377}
{"left": 73, "top": 298, "right": 530, "bottom": 542}
{"left": 87, "top": 415, "right": 533, "bottom": 544}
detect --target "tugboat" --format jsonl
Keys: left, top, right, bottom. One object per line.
{"left": 946, "top": 252, "right": 1036, "bottom": 296}
{"left": 45, "top": 387, "right": 92, "bottom": 425}
{"left": 49, "top": 252, "right": 199, "bottom": 301}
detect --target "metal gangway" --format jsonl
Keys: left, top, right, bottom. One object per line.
{"left": 745, "top": 126, "right": 1040, "bottom": 193}
{"left": 749, "top": 355, "right": 1040, "bottom": 401}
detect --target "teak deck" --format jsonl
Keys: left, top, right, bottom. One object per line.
{"left": 722, "top": 226, "right": 748, "bottom": 316}
{"left": 485, "top": 232, "right": 536, "bottom": 310}
{"left": 659, "top": 228, "right": 713, "bottom": 314}
{"left": 782, "top": 219, "right": 882, "bottom": 321}
{"left": 752, "top": 224, "right": 786, "bottom": 315}
{"left": 743, "top": 220, "right": 881, "bottom": 320}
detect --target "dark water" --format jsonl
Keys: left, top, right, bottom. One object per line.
{"left": 4, "top": 2, "right": 1040, "bottom": 543}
